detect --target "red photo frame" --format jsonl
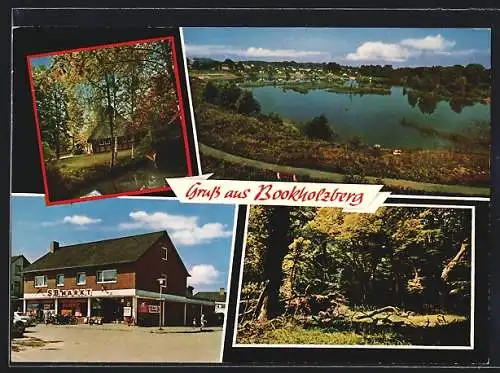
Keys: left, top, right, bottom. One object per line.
{"left": 26, "top": 36, "right": 194, "bottom": 206}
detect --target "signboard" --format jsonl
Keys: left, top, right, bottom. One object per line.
{"left": 46, "top": 288, "right": 93, "bottom": 297}
{"left": 123, "top": 306, "right": 132, "bottom": 317}
{"left": 148, "top": 305, "right": 160, "bottom": 314}
{"left": 138, "top": 302, "right": 160, "bottom": 314}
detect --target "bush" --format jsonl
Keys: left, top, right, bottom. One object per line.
{"left": 304, "top": 114, "right": 336, "bottom": 141}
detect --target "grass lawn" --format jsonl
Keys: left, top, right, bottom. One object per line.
{"left": 55, "top": 150, "right": 134, "bottom": 171}
{"left": 237, "top": 324, "right": 407, "bottom": 345}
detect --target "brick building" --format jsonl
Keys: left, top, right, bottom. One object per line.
{"left": 11, "top": 255, "right": 31, "bottom": 311}
{"left": 21, "top": 231, "right": 214, "bottom": 326}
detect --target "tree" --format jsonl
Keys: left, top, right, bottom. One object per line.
{"left": 51, "top": 40, "right": 177, "bottom": 168}
{"left": 304, "top": 114, "right": 336, "bottom": 141}
{"left": 203, "top": 81, "right": 219, "bottom": 104}
{"left": 258, "top": 206, "right": 291, "bottom": 321}
{"left": 33, "top": 67, "right": 70, "bottom": 159}
{"left": 236, "top": 91, "right": 261, "bottom": 115}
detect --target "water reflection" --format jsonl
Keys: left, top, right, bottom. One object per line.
{"left": 78, "top": 166, "right": 183, "bottom": 197}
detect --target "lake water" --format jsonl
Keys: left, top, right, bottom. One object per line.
{"left": 76, "top": 166, "right": 183, "bottom": 197}
{"left": 251, "top": 86, "right": 490, "bottom": 149}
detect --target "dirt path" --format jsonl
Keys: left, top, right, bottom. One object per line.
{"left": 199, "top": 143, "right": 490, "bottom": 197}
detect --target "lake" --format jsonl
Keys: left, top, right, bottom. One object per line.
{"left": 76, "top": 166, "right": 182, "bottom": 198}
{"left": 250, "top": 86, "right": 490, "bottom": 149}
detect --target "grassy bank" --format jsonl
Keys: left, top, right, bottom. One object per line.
{"left": 199, "top": 145, "right": 490, "bottom": 196}
{"left": 194, "top": 102, "right": 490, "bottom": 190}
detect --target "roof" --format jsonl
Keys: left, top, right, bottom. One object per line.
{"left": 23, "top": 231, "right": 166, "bottom": 273}
{"left": 193, "top": 291, "right": 227, "bottom": 303}
{"left": 87, "top": 107, "right": 130, "bottom": 141}
{"left": 11, "top": 255, "right": 31, "bottom": 266}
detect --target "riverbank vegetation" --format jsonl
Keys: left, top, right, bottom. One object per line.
{"left": 189, "top": 58, "right": 490, "bottom": 105}
{"left": 190, "top": 78, "right": 490, "bottom": 194}
{"left": 30, "top": 38, "right": 187, "bottom": 200}
{"left": 236, "top": 205, "right": 472, "bottom": 346}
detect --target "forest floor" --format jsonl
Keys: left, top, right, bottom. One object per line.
{"left": 236, "top": 312, "right": 468, "bottom": 346}
{"left": 199, "top": 143, "right": 490, "bottom": 196}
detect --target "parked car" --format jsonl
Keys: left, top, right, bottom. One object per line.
{"left": 14, "top": 311, "right": 36, "bottom": 327}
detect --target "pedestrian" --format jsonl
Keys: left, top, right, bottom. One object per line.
{"left": 200, "top": 313, "right": 206, "bottom": 332}
{"left": 192, "top": 317, "right": 197, "bottom": 329}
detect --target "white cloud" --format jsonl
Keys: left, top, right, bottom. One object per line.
{"left": 245, "top": 47, "right": 325, "bottom": 58}
{"left": 345, "top": 34, "right": 458, "bottom": 63}
{"left": 400, "top": 34, "right": 455, "bottom": 50}
{"left": 41, "top": 215, "right": 102, "bottom": 227}
{"left": 187, "top": 264, "right": 219, "bottom": 286}
{"left": 186, "top": 44, "right": 329, "bottom": 61}
{"left": 118, "top": 211, "right": 233, "bottom": 245}
{"left": 346, "top": 41, "right": 411, "bottom": 62}
{"left": 119, "top": 211, "right": 198, "bottom": 231}
{"left": 62, "top": 215, "right": 102, "bottom": 225}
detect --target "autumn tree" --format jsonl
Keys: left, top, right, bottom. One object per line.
{"left": 32, "top": 66, "right": 70, "bottom": 159}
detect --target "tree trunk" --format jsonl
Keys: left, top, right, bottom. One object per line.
{"left": 257, "top": 206, "right": 291, "bottom": 322}
{"left": 441, "top": 242, "right": 469, "bottom": 282}
{"left": 113, "top": 136, "right": 118, "bottom": 164}
{"left": 131, "top": 136, "right": 135, "bottom": 159}
{"left": 105, "top": 74, "right": 115, "bottom": 169}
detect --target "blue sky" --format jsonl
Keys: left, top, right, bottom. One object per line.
{"left": 29, "top": 56, "right": 52, "bottom": 68}
{"left": 183, "top": 27, "right": 491, "bottom": 67}
{"left": 11, "top": 195, "right": 236, "bottom": 292}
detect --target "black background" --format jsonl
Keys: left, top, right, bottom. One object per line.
{"left": 4, "top": 4, "right": 500, "bottom": 370}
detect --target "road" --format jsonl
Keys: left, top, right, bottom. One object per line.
{"left": 11, "top": 324, "right": 223, "bottom": 363}
{"left": 199, "top": 143, "right": 490, "bottom": 197}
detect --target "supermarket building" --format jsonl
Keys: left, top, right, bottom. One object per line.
{"left": 21, "top": 231, "right": 215, "bottom": 326}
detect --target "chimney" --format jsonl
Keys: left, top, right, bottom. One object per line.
{"left": 49, "top": 241, "right": 60, "bottom": 253}
{"left": 219, "top": 287, "right": 225, "bottom": 296}
{"left": 186, "top": 285, "right": 194, "bottom": 296}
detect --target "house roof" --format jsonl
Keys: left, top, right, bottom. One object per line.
{"left": 11, "top": 255, "right": 31, "bottom": 266}
{"left": 23, "top": 231, "right": 176, "bottom": 273}
{"left": 87, "top": 107, "right": 130, "bottom": 141}
{"left": 193, "top": 291, "right": 227, "bottom": 303}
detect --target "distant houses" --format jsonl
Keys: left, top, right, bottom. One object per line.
{"left": 11, "top": 255, "right": 31, "bottom": 311}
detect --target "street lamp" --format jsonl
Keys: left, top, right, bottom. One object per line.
{"left": 157, "top": 278, "right": 166, "bottom": 330}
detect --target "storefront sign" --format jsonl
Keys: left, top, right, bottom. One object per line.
{"left": 138, "top": 302, "right": 160, "bottom": 314}
{"left": 123, "top": 306, "right": 132, "bottom": 317}
{"left": 148, "top": 305, "right": 160, "bottom": 314}
{"left": 46, "top": 288, "right": 93, "bottom": 297}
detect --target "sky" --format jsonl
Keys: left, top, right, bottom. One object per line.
{"left": 29, "top": 56, "right": 52, "bottom": 68}
{"left": 11, "top": 194, "right": 236, "bottom": 293}
{"left": 183, "top": 27, "right": 491, "bottom": 67}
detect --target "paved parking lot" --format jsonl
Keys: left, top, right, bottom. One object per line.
{"left": 11, "top": 324, "right": 224, "bottom": 363}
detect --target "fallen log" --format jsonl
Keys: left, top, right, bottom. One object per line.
{"left": 354, "top": 306, "right": 400, "bottom": 319}
{"left": 441, "top": 242, "right": 468, "bottom": 282}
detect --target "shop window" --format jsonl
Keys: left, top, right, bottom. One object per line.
{"left": 162, "top": 246, "right": 168, "bottom": 261}
{"left": 76, "top": 272, "right": 86, "bottom": 285}
{"left": 97, "top": 269, "right": 117, "bottom": 283}
{"left": 56, "top": 274, "right": 64, "bottom": 287}
{"left": 34, "top": 275, "right": 47, "bottom": 288}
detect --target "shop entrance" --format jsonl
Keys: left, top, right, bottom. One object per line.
{"left": 101, "top": 298, "right": 123, "bottom": 323}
